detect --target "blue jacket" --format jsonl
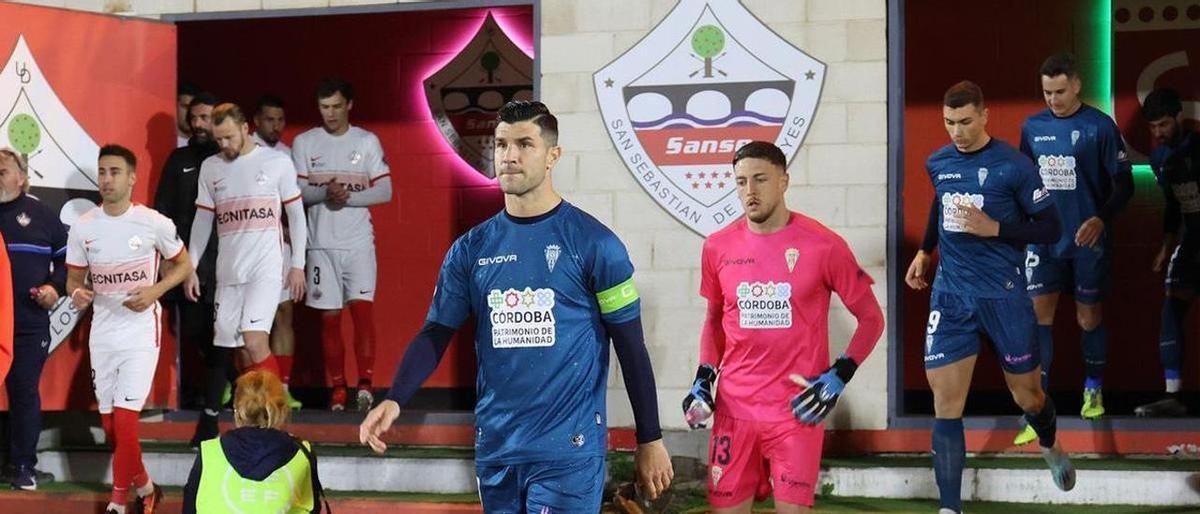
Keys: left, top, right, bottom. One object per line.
{"left": 0, "top": 193, "right": 66, "bottom": 336}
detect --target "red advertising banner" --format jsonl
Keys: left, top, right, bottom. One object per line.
{"left": 0, "top": 3, "right": 177, "bottom": 410}
{"left": 1114, "top": 0, "right": 1200, "bottom": 161}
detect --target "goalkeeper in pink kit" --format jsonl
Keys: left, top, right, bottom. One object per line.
{"left": 684, "top": 141, "right": 884, "bottom": 512}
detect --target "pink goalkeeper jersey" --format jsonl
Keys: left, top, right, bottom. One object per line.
{"left": 700, "top": 212, "right": 875, "bottom": 422}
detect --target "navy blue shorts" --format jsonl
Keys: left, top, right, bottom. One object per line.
{"left": 1025, "top": 245, "right": 1110, "bottom": 304}
{"left": 923, "top": 291, "right": 1039, "bottom": 374}
{"left": 1166, "top": 244, "right": 1200, "bottom": 295}
{"left": 476, "top": 456, "right": 605, "bottom": 514}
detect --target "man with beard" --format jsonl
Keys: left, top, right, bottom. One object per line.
{"left": 153, "top": 92, "right": 226, "bottom": 446}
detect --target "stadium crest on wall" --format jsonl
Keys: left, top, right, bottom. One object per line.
{"left": 595, "top": 0, "right": 824, "bottom": 236}
{"left": 425, "top": 13, "right": 534, "bottom": 178}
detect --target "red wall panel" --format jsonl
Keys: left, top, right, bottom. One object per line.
{"left": 177, "top": 6, "right": 533, "bottom": 391}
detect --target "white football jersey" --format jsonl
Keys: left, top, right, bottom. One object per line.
{"left": 196, "top": 146, "right": 303, "bottom": 285}
{"left": 292, "top": 125, "right": 390, "bottom": 250}
{"left": 252, "top": 132, "right": 292, "bottom": 159}
{"left": 66, "top": 204, "right": 185, "bottom": 352}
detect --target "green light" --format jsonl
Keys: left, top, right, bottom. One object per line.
{"left": 1133, "top": 164, "right": 1153, "bottom": 176}
{"left": 1094, "top": 0, "right": 1113, "bottom": 115}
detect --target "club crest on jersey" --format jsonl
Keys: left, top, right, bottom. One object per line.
{"left": 127, "top": 235, "right": 142, "bottom": 251}
{"left": 16, "top": 212, "right": 30, "bottom": 227}
{"left": 595, "top": 0, "right": 824, "bottom": 236}
{"left": 1, "top": 35, "right": 101, "bottom": 230}
{"left": 1071, "top": 129, "right": 1080, "bottom": 146}
{"left": 977, "top": 167, "right": 988, "bottom": 186}
{"left": 255, "top": 171, "right": 268, "bottom": 186}
{"left": 544, "top": 244, "right": 561, "bottom": 273}
{"left": 711, "top": 465, "right": 723, "bottom": 487}
{"left": 425, "top": 13, "right": 533, "bottom": 178}
{"left": 348, "top": 150, "right": 362, "bottom": 166}
{"left": 785, "top": 247, "right": 799, "bottom": 272}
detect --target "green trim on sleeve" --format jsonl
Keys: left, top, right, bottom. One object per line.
{"left": 597, "top": 277, "right": 639, "bottom": 314}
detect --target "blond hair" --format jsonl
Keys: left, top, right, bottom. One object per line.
{"left": 233, "top": 370, "right": 290, "bottom": 429}
{"left": 211, "top": 103, "right": 247, "bottom": 126}
{"left": 0, "top": 148, "right": 30, "bottom": 193}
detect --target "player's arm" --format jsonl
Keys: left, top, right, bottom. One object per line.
{"left": 345, "top": 137, "right": 392, "bottom": 207}
{"left": 905, "top": 197, "right": 939, "bottom": 290}
{"left": 185, "top": 173, "right": 215, "bottom": 302}
{"left": 279, "top": 161, "right": 309, "bottom": 301}
{"left": 361, "top": 239, "right": 471, "bottom": 453}
{"left": 1079, "top": 123, "right": 1134, "bottom": 247}
{"left": 684, "top": 241, "right": 722, "bottom": 428}
{"left": 125, "top": 216, "right": 192, "bottom": 313}
{"left": 962, "top": 159, "right": 1061, "bottom": 244}
{"left": 64, "top": 226, "right": 93, "bottom": 309}
{"left": 791, "top": 240, "right": 883, "bottom": 426}
{"left": 592, "top": 235, "right": 672, "bottom": 500}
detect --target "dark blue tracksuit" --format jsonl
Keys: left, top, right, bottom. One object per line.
{"left": 0, "top": 193, "right": 66, "bottom": 469}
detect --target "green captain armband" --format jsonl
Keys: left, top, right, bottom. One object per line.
{"left": 597, "top": 277, "right": 639, "bottom": 314}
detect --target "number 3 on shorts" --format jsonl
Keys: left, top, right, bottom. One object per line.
{"left": 926, "top": 310, "right": 941, "bottom": 334}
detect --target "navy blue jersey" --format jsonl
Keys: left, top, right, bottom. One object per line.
{"left": 1020, "top": 104, "right": 1127, "bottom": 257}
{"left": 927, "top": 139, "right": 1054, "bottom": 298}
{"left": 427, "top": 201, "right": 640, "bottom": 466}
{"left": 0, "top": 194, "right": 67, "bottom": 335}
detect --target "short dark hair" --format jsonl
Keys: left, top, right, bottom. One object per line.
{"left": 732, "top": 141, "right": 787, "bottom": 170}
{"left": 212, "top": 103, "right": 247, "bottom": 126}
{"left": 497, "top": 100, "right": 559, "bottom": 145}
{"left": 316, "top": 77, "right": 354, "bottom": 102}
{"left": 256, "top": 94, "right": 285, "bottom": 114}
{"left": 1040, "top": 52, "right": 1079, "bottom": 79}
{"left": 1142, "top": 88, "right": 1183, "bottom": 122}
{"left": 178, "top": 81, "right": 201, "bottom": 98}
{"left": 943, "top": 80, "right": 985, "bottom": 109}
{"left": 188, "top": 92, "right": 219, "bottom": 111}
{"left": 99, "top": 144, "right": 137, "bottom": 170}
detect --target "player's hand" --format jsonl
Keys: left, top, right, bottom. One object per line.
{"left": 184, "top": 271, "right": 202, "bottom": 302}
{"left": 1153, "top": 243, "right": 1172, "bottom": 273}
{"left": 70, "top": 287, "right": 94, "bottom": 310}
{"left": 360, "top": 399, "right": 400, "bottom": 454}
{"left": 123, "top": 286, "right": 160, "bottom": 312}
{"left": 905, "top": 251, "right": 932, "bottom": 290}
{"left": 790, "top": 357, "right": 857, "bottom": 426}
{"left": 327, "top": 179, "right": 349, "bottom": 206}
{"left": 682, "top": 364, "right": 717, "bottom": 429}
{"left": 634, "top": 438, "right": 673, "bottom": 501}
{"left": 32, "top": 284, "right": 59, "bottom": 310}
{"left": 960, "top": 204, "right": 1000, "bottom": 238}
{"left": 1075, "top": 216, "right": 1104, "bottom": 248}
{"left": 286, "top": 267, "right": 306, "bottom": 302}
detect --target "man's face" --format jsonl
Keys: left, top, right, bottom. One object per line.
{"left": 0, "top": 154, "right": 25, "bottom": 203}
{"left": 318, "top": 92, "right": 352, "bottom": 133}
{"left": 734, "top": 157, "right": 788, "bottom": 224}
{"left": 177, "top": 94, "right": 194, "bottom": 134}
{"left": 255, "top": 106, "right": 286, "bottom": 145}
{"left": 493, "top": 120, "right": 560, "bottom": 196}
{"left": 1148, "top": 115, "right": 1181, "bottom": 146}
{"left": 1042, "top": 74, "right": 1082, "bottom": 116}
{"left": 97, "top": 155, "right": 135, "bottom": 204}
{"left": 943, "top": 103, "right": 988, "bottom": 151}
{"left": 189, "top": 103, "right": 215, "bottom": 144}
{"left": 213, "top": 118, "right": 249, "bottom": 161}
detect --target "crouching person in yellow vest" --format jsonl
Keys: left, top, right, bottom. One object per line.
{"left": 182, "top": 370, "right": 328, "bottom": 513}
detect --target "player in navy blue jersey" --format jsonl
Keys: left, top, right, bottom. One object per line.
{"left": 906, "top": 81, "right": 1074, "bottom": 514}
{"left": 1136, "top": 89, "right": 1197, "bottom": 418}
{"left": 1016, "top": 54, "right": 1133, "bottom": 442}
{"left": 359, "top": 101, "right": 673, "bottom": 512}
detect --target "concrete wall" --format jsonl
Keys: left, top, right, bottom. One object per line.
{"left": 13, "top": 0, "right": 891, "bottom": 430}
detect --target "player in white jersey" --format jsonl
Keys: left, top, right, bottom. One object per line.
{"left": 184, "top": 104, "right": 309, "bottom": 440}
{"left": 292, "top": 78, "right": 392, "bottom": 411}
{"left": 251, "top": 94, "right": 301, "bottom": 409}
{"left": 66, "top": 145, "right": 192, "bottom": 514}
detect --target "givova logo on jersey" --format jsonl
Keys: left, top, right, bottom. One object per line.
{"left": 1037, "top": 154, "right": 1077, "bottom": 190}
{"left": 595, "top": 0, "right": 824, "bottom": 236}
{"left": 736, "top": 281, "right": 792, "bottom": 329}
{"left": 487, "top": 287, "right": 556, "bottom": 348}
{"left": 940, "top": 192, "right": 984, "bottom": 233}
